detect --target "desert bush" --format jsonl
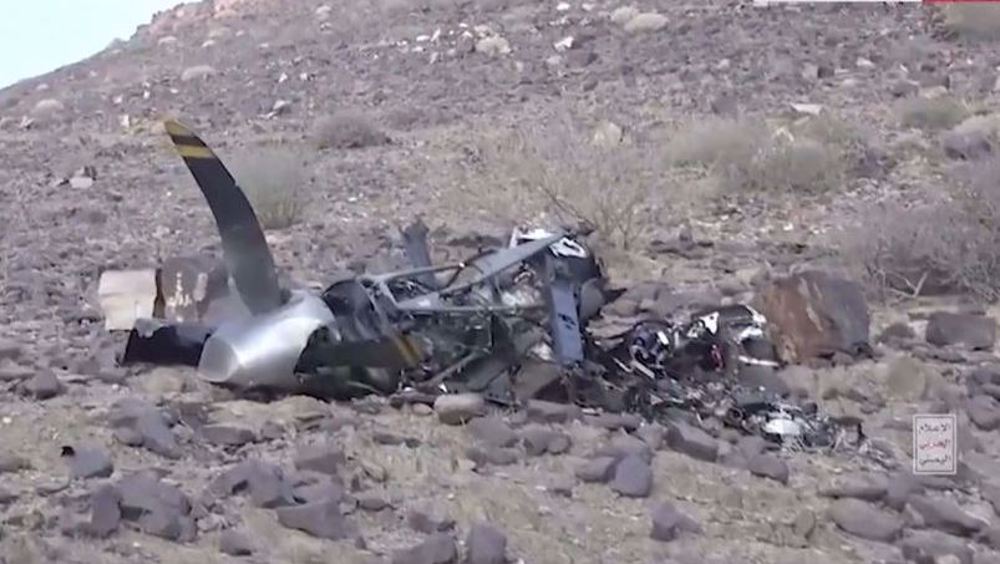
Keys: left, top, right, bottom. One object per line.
{"left": 942, "top": 4, "right": 1000, "bottom": 40}
{"left": 896, "top": 95, "right": 970, "bottom": 132}
{"left": 228, "top": 148, "right": 309, "bottom": 230}
{"left": 664, "top": 114, "right": 868, "bottom": 194}
{"left": 313, "top": 110, "right": 388, "bottom": 150}
{"left": 848, "top": 157, "right": 1000, "bottom": 302}
{"left": 456, "top": 118, "right": 676, "bottom": 251}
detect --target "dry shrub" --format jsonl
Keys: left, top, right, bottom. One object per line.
{"left": 458, "top": 118, "right": 676, "bottom": 251}
{"left": 313, "top": 110, "right": 388, "bottom": 150}
{"left": 228, "top": 148, "right": 309, "bottom": 230}
{"left": 896, "top": 95, "right": 970, "bottom": 132}
{"left": 848, "top": 157, "right": 1000, "bottom": 302}
{"left": 942, "top": 4, "right": 1000, "bottom": 40}
{"left": 665, "top": 113, "right": 871, "bottom": 194}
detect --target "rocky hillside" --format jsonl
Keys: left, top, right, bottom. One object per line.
{"left": 5, "top": 1, "right": 1000, "bottom": 563}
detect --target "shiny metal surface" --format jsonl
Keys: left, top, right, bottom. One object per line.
{"left": 197, "top": 290, "right": 335, "bottom": 390}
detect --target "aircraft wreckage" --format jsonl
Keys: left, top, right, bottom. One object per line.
{"left": 103, "top": 119, "right": 865, "bottom": 453}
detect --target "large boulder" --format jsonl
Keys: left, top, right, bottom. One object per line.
{"left": 754, "top": 271, "right": 870, "bottom": 363}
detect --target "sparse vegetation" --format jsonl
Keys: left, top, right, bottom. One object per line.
{"left": 896, "top": 95, "right": 970, "bottom": 132}
{"left": 664, "top": 113, "right": 874, "bottom": 194}
{"left": 313, "top": 110, "right": 388, "bottom": 150}
{"left": 228, "top": 148, "right": 309, "bottom": 230}
{"left": 942, "top": 4, "right": 1000, "bottom": 40}
{"left": 850, "top": 157, "right": 1000, "bottom": 302}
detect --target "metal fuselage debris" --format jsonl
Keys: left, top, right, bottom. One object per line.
{"left": 111, "top": 119, "right": 865, "bottom": 454}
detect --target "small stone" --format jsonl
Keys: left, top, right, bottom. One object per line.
{"left": 181, "top": 65, "right": 217, "bottom": 81}
{"left": 136, "top": 411, "right": 180, "bottom": 458}
{"left": 276, "top": 500, "right": 356, "bottom": 540}
{"left": 525, "top": 400, "right": 581, "bottom": 424}
{"left": 610, "top": 6, "right": 639, "bottom": 26}
{"left": 465, "top": 522, "right": 507, "bottom": 564}
{"left": 294, "top": 443, "right": 346, "bottom": 475}
{"left": 665, "top": 422, "right": 719, "bottom": 462}
{"left": 357, "top": 494, "right": 390, "bottom": 511}
{"left": 546, "top": 475, "right": 574, "bottom": 498}
{"left": 475, "top": 36, "right": 511, "bottom": 57}
{"left": 519, "top": 426, "right": 562, "bottom": 456}
{"left": 219, "top": 529, "right": 254, "bottom": 556}
{"left": 747, "top": 453, "right": 789, "bottom": 484}
{"left": 636, "top": 423, "right": 666, "bottom": 450}
{"left": 434, "top": 393, "right": 487, "bottom": 425}
{"left": 610, "top": 455, "right": 653, "bottom": 498}
{"left": 66, "top": 446, "right": 114, "bottom": 480}
{"left": 465, "top": 446, "right": 519, "bottom": 467}
{"left": 575, "top": 457, "right": 617, "bottom": 483}
{"left": 828, "top": 498, "right": 903, "bottom": 542}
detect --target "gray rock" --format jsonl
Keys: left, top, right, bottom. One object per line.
{"left": 434, "top": 393, "right": 487, "bottom": 425}
{"left": 885, "top": 356, "right": 933, "bottom": 401}
{"left": 200, "top": 424, "right": 256, "bottom": 447}
{"left": 467, "top": 417, "right": 518, "bottom": 448}
{"left": 748, "top": 453, "right": 789, "bottom": 484}
{"left": 25, "top": 370, "right": 62, "bottom": 400}
{"left": 211, "top": 461, "right": 296, "bottom": 508}
{"left": 276, "top": 499, "right": 356, "bottom": 540}
{"left": 636, "top": 423, "right": 666, "bottom": 450}
{"left": 575, "top": 457, "right": 617, "bottom": 483}
{"left": 665, "top": 422, "right": 718, "bottom": 462}
{"left": 219, "top": 529, "right": 254, "bottom": 556}
{"left": 926, "top": 312, "right": 996, "bottom": 350}
{"left": 356, "top": 493, "right": 390, "bottom": 511}
{"left": 525, "top": 400, "right": 582, "bottom": 424}
{"left": 292, "top": 474, "right": 345, "bottom": 505}
{"left": 391, "top": 533, "right": 458, "bottom": 564}
{"left": 86, "top": 485, "right": 121, "bottom": 538}
{"left": 605, "top": 433, "right": 654, "bottom": 464}
{"left": 610, "top": 455, "right": 653, "bottom": 498}
{"left": 886, "top": 472, "right": 923, "bottom": 510}
{"left": 0, "top": 454, "right": 29, "bottom": 474}
{"left": 408, "top": 505, "right": 455, "bottom": 534}
{"left": 114, "top": 472, "right": 192, "bottom": 541}
{"left": 66, "top": 446, "right": 114, "bottom": 479}
{"left": 942, "top": 129, "right": 992, "bottom": 161}
{"left": 967, "top": 395, "right": 1000, "bottom": 431}
{"left": 907, "top": 495, "right": 989, "bottom": 537}
{"left": 465, "top": 523, "right": 507, "bottom": 564}
{"left": 819, "top": 472, "right": 888, "bottom": 502}
{"left": 828, "top": 498, "right": 903, "bottom": 542}
{"left": 586, "top": 413, "right": 642, "bottom": 431}
{"left": 900, "top": 530, "right": 973, "bottom": 564}
{"left": 136, "top": 411, "right": 180, "bottom": 459}
{"left": 294, "top": 443, "right": 346, "bottom": 475}
{"left": 650, "top": 502, "right": 702, "bottom": 542}
{"left": 519, "top": 426, "right": 562, "bottom": 456}
{"left": 736, "top": 436, "right": 767, "bottom": 460}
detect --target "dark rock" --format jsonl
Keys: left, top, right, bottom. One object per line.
{"left": 136, "top": 411, "right": 180, "bottom": 459}
{"left": 650, "top": 502, "right": 702, "bottom": 542}
{"left": 465, "top": 523, "right": 507, "bottom": 564}
{"left": 575, "top": 457, "right": 617, "bottom": 483}
{"left": 294, "top": 443, "right": 346, "bottom": 476}
{"left": 118, "top": 472, "right": 190, "bottom": 519}
{"left": 467, "top": 417, "right": 518, "bottom": 448}
{"left": 408, "top": 505, "right": 455, "bottom": 534}
{"left": 828, "top": 498, "right": 903, "bottom": 542}
{"left": 219, "top": 529, "right": 254, "bottom": 556}
{"left": 907, "top": 495, "right": 988, "bottom": 537}
{"left": 967, "top": 395, "right": 1000, "bottom": 431}
{"left": 86, "top": 485, "right": 121, "bottom": 538}
{"left": 926, "top": 312, "right": 996, "bottom": 350}
{"left": 900, "top": 530, "right": 973, "bottom": 564}
{"left": 610, "top": 455, "right": 653, "bottom": 498}
{"left": 391, "top": 533, "right": 458, "bottom": 564}
{"left": 665, "top": 422, "right": 719, "bottom": 463}
{"left": 25, "top": 369, "right": 63, "bottom": 399}
{"left": 434, "top": 393, "right": 487, "bottom": 425}
{"left": 200, "top": 424, "right": 256, "bottom": 447}
{"left": 66, "top": 446, "right": 114, "bottom": 479}
{"left": 747, "top": 454, "right": 789, "bottom": 484}
{"left": 466, "top": 446, "right": 519, "bottom": 467}
{"left": 755, "top": 270, "right": 870, "bottom": 363}
{"left": 212, "top": 461, "right": 296, "bottom": 508}
{"left": 525, "top": 400, "right": 581, "bottom": 424}
{"left": 275, "top": 500, "right": 356, "bottom": 540}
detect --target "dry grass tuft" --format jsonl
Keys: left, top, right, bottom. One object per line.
{"left": 313, "top": 110, "right": 388, "bottom": 150}
{"left": 664, "top": 113, "right": 873, "bottom": 194}
{"left": 847, "top": 157, "right": 1000, "bottom": 302}
{"left": 229, "top": 148, "right": 309, "bottom": 230}
{"left": 896, "top": 95, "right": 970, "bottom": 132}
{"left": 942, "top": 4, "right": 1000, "bottom": 40}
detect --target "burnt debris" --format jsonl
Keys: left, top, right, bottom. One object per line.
{"left": 103, "top": 119, "right": 868, "bottom": 453}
